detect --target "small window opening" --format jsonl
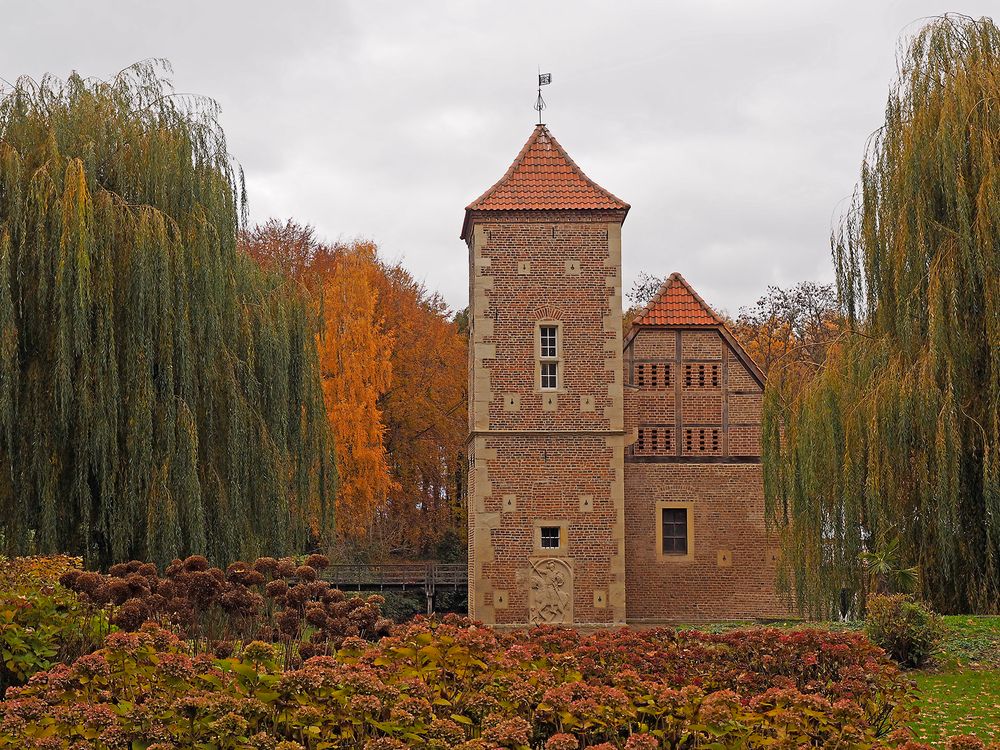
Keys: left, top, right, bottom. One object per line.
{"left": 540, "top": 526, "right": 561, "bottom": 549}
{"left": 540, "top": 325, "right": 559, "bottom": 390}
{"left": 661, "top": 508, "right": 688, "bottom": 555}
{"left": 540, "top": 326, "right": 557, "bottom": 358}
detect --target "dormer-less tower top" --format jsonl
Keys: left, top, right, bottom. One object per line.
{"left": 461, "top": 124, "right": 629, "bottom": 240}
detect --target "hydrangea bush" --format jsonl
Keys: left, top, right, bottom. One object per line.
{"left": 0, "top": 556, "right": 109, "bottom": 694}
{"left": 58, "top": 554, "right": 393, "bottom": 663}
{"left": 0, "top": 615, "right": 923, "bottom": 749}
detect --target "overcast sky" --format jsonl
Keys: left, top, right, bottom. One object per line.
{"left": 4, "top": 1, "right": 996, "bottom": 316}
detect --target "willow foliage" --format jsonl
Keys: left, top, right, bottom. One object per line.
{"left": 764, "top": 16, "right": 1000, "bottom": 615}
{"left": 0, "top": 62, "right": 334, "bottom": 567}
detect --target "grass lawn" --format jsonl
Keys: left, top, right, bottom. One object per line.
{"left": 935, "top": 615, "right": 1000, "bottom": 671}
{"left": 910, "top": 616, "right": 1000, "bottom": 745}
{"left": 912, "top": 671, "right": 1000, "bottom": 745}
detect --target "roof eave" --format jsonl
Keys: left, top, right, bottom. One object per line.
{"left": 461, "top": 204, "right": 630, "bottom": 241}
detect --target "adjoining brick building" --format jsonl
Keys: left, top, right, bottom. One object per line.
{"left": 463, "top": 124, "right": 786, "bottom": 625}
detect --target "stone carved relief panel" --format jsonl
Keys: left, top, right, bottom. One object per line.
{"left": 528, "top": 557, "right": 573, "bottom": 624}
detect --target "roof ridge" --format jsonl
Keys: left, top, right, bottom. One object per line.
{"left": 632, "top": 272, "right": 724, "bottom": 327}
{"left": 531, "top": 126, "right": 629, "bottom": 210}
{"left": 668, "top": 272, "right": 725, "bottom": 325}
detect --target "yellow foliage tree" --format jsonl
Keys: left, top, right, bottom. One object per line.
{"left": 242, "top": 222, "right": 468, "bottom": 554}
{"left": 318, "top": 244, "right": 396, "bottom": 537}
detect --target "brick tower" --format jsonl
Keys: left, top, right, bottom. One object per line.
{"left": 462, "top": 124, "right": 629, "bottom": 626}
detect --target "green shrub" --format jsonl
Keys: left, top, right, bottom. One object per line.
{"left": 0, "top": 579, "right": 109, "bottom": 693}
{"left": 865, "top": 594, "right": 943, "bottom": 668}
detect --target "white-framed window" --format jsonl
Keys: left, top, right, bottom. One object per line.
{"left": 540, "top": 325, "right": 557, "bottom": 358}
{"left": 540, "top": 362, "right": 558, "bottom": 390}
{"left": 539, "top": 324, "right": 559, "bottom": 390}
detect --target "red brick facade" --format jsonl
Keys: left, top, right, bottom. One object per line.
{"left": 622, "top": 324, "right": 786, "bottom": 622}
{"left": 465, "top": 125, "right": 785, "bottom": 625}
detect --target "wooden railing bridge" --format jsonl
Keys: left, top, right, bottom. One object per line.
{"left": 322, "top": 562, "right": 467, "bottom": 615}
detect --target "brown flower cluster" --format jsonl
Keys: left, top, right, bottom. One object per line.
{"left": 0, "top": 615, "right": 952, "bottom": 749}
{"left": 58, "top": 554, "right": 391, "bottom": 655}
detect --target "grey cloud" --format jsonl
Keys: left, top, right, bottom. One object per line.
{"left": 4, "top": 0, "right": 995, "bottom": 314}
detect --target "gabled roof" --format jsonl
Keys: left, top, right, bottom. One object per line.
{"left": 628, "top": 272, "right": 766, "bottom": 386}
{"left": 632, "top": 272, "right": 724, "bottom": 327}
{"left": 461, "top": 124, "right": 628, "bottom": 238}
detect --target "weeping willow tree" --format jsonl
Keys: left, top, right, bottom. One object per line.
{"left": 0, "top": 62, "right": 335, "bottom": 567}
{"left": 764, "top": 15, "right": 1000, "bottom": 615}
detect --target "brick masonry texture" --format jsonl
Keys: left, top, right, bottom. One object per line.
{"left": 621, "top": 326, "right": 786, "bottom": 621}
{"left": 480, "top": 435, "right": 622, "bottom": 625}
{"left": 623, "top": 463, "right": 786, "bottom": 622}
{"left": 466, "top": 209, "right": 627, "bottom": 627}
{"left": 466, "top": 126, "right": 786, "bottom": 626}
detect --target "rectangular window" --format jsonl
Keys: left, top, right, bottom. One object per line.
{"left": 540, "top": 362, "right": 558, "bottom": 390}
{"left": 540, "top": 526, "right": 561, "bottom": 549}
{"left": 539, "top": 324, "right": 559, "bottom": 390}
{"left": 540, "top": 326, "right": 557, "bottom": 358}
{"left": 661, "top": 508, "right": 688, "bottom": 555}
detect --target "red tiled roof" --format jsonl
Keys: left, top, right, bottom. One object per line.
{"left": 461, "top": 125, "right": 628, "bottom": 236}
{"left": 632, "top": 272, "right": 724, "bottom": 327}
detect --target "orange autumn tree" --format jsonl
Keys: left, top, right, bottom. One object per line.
{"left": 730, "top": 281, "right": 842, "bottom": 380}
{"left": 371, "top": 265, "right": 467, "bottom": 558}
{"left": 318, "top": 243, "right": 396, "bottom": 537}
{"left": 241, "top": 221, "right": 467, "bottom": 555}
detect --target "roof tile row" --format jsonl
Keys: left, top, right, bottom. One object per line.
{"left": 465, "top": 124, "right": 629, "bottom": 214}
{"left": 631, "top": 273, "right": 724, "bottom": 327}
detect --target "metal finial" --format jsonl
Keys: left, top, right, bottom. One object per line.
{"left": 535, "top": 71, "right": 551, "bottom": 124}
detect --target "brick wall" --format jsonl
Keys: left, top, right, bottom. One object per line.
{"left": 624, "top": 462, "right": 787, "bottom": 622}
{"left": 479, "top": 435, "right": 621, "bottom": 624}
{"left": 466, "top": 206, "right": 787, "bottom": 624}
{"left": 480, "top": 219, "right": 618, "bottom": 431}
{"left": 467, "top": 211, "right": 627, "bottom": 625}
{"left": 622, "top": 326, "right": 788, "bottom": 621}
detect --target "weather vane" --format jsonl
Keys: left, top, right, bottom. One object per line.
{"left": 535, "top": 70, "right": 551, "bottom": 124}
